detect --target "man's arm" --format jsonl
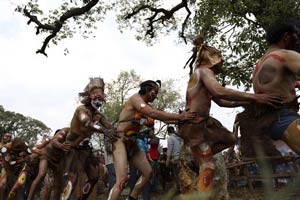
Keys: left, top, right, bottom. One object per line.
{"left": 200, "top": 68, "right": 282, "bottom": 106}
{"left": 77, "top": 109, "right": 105, "bottom": 133}
{"left": 212, "top": 97, "right": 250, "bottom": 107}
{"left": 51, "top": 138, "right": 65, "bottom": 150}
{"left": 130, "top": 94, "right": 195, "bottom": 122}
{"left": 200, "top": 68, "right": 255, "bottom": 102}
{"left": 100, "top": 115, "right": 114, "bottom": 129}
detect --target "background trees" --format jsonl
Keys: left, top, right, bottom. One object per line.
{"left": 0, "top": 105, "right": 51, "bottom": 145}
{"left": 17, "top": 0, "right": 300, "bottom": 88}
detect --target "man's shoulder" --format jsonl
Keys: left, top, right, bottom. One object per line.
{"left": 76, "top": 104, "right": 88, "bottom": 111}
{"left": 263, "top": 49, "right": 299, "bottom": 62}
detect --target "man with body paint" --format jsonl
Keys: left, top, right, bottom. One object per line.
{"left": 108, "top": 80, "right": 196, "bottom": 200}
{"left": 61, "top": 77, "right": 116, "bottom": 200}
{"left": 26, "top": 128, "right": 70, "bottom": 200}
{"left": 250, "top": 19, "right": 300, "bottom": 155}
{"left": 178, "top": 36, "right": 282, "bottom": 197}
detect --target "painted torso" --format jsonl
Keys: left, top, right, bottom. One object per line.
{"left": 67, "top": 105, "right": 98, "bottom": 146}
{"left": 117, "top": 100, "right": 154, "bottom": 136}
{"left": 186, "top": 68, "right": 212, "bottom": 122}
{"left": 253, "top": 52, "right": 296, "bottom": 102}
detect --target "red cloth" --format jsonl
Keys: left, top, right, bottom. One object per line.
{"left": 149, "top": 143, "right": 159, "bottom": 160}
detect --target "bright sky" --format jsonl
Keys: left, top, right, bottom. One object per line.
{"left": 0, "top": 1, "right": 240, "bottom": 136}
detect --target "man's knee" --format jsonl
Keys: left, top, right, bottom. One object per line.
{"left": 145, "top": 168, "right": 153, "bottom": 181}
{"left": 228, "top": 134, "right": 237, "bottom": 146}
{"left": 285, "top": 119, "right": 300, "bottom": 134}
{"left": 116, "top": 175, "right": 128, "bottom": 191}
{"left": 281, "top": 119, "right": 300, "bottom": 153}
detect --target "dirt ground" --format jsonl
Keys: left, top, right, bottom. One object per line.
{"left": 94, "top": 180, "right": 300, "bottom": 200}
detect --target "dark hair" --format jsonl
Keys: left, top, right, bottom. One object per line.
{"left": 266, "top": 18, "right": 299, "bottom": 45}
{"left": 167, "top": 126, "right": 175, "bottom": 133}
{"left": 138, "top": 80, "right": 161, "bottom": 95}
{"left": 163, "top": 147, "right": 167, "bottom": 152}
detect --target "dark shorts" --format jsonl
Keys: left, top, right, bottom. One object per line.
{"left": 269, "top": 108, "right": 300, "bottom": 140}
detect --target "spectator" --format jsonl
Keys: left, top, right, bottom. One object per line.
{"left": 104, "top": 136, "right": 116, "bottom": 193}
{"left": 148, "top": 128, "right": 160, "bottom": 193}
{"left": 158, "top": 147, "right": 170, "bottom": 191}
{"left": 166, "top": 126, "right": 181, "bottom": 193}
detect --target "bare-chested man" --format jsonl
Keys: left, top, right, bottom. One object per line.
{"left": 252, "top": 19, "right": 300, "bottom": 154}
{"left": 178, "top": 36, "right": 282, "bottom": 195}
{"left": 27, "top": 127, "right": 70, "bottom": 200}
{"left": 61, "top": 77, "right": 115, "bottom": 200}
{"left": 108, "top": 80, "right": 195, "bottom": 200}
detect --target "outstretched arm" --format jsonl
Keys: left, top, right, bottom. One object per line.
{"left": 212, "top": 97, "right": 250, "bottom": 108}
{"left": 200, "top": 68, "right": 282, "bottom": 106}
{"left": 131, "top": 94, "right": 195, "bottom": 122}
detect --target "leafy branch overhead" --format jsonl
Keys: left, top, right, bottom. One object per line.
{"left": 124, "top": 0, "right": 191, "bottom": 43}
{"left": 17, "top": 0, "right": 111, "bottom": 56}
{"left": 19, "top": 0, "right": 300, "bottom": 88}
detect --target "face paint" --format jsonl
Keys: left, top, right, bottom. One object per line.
{"left": 91, "top": 99, "right": 104, "bottom": 110}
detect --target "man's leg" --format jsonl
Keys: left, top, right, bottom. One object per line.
{"left": 106, "top": 164, "right": 116, "bottom": 192}
{"left": 79, "top": 150, "right": 99, "bottom": 200}
{"left": 129, "top": 164, "right": 137, "bottom": 192}
{"left": 61, "top": 150, "right": 78, "bottom": 200}
{"left": 211, "top": 133, "right": 236, "bottom": 154}
{"left": 192, "top": 142, "right": 215, "bottom": 198}
{"left": 282, "top": 119, "right": 300, "bottom": 155}
{"left": 129, "top": 151, "right": 153, "bottom": 199}
{"left": 108, "top": 139, "right": 129, "bottom": 200}
{"left": 150, "top": 160, "right": 158, "bottom": 192}
{"left": 27, "top": 159, "right": 48, "bottom": 200}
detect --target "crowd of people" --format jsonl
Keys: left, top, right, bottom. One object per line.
{"left": 1, "top": 18, "right": 300, "bottom": 199}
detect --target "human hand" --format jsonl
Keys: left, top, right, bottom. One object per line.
{"left": 63, "top": 141, "right": 71, "bottom": 152}
{"left": 179, "top": 111, "right": 196, "bottom": 121}
{"left": 103, "top": 128, "right": 120, "bottom": 141}
{"left": 254, "top": 93, "right": 283, "bottom": 108}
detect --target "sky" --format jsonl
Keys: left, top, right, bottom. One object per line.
{"left": 0, "top": 1, "right": 241, "bottom": 137}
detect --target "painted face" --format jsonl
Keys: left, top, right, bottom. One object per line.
{"left": 90, "top": 88, "right": 105, "bottom": 110}
{"left": 148, "top": 86, "right": 158, "bottom": 102}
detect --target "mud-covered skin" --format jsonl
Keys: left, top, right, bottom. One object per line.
{"left": 27, "top": 128, "right": 69, "bottom": 200}
{"left": 62, "top": 78, "right": 114, "bottom": 200}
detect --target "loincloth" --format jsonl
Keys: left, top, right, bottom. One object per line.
{"left": 122, "top": 135, "right": 140, "bottom": 161}
{"left": 178, "top": 116, "right": 231, "bottom": 148}
{"left": 237, "top": 105, "right": 281, "bottom": 157}
{"left": 65, "top": 145, "right": 98, "bottom": 174}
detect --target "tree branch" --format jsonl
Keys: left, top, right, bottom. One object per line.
{"left": 23, "top": 0, "right": 99, "bottom": 56}
{"left": 125, "top": 0, "right": 191, "bottom": 40}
